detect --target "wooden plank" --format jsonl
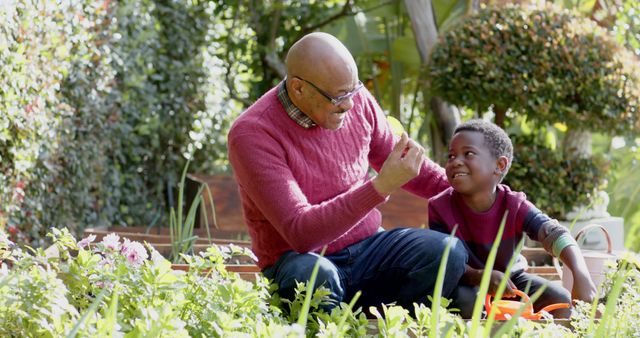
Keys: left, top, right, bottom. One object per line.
{"left": 84, "top": 226, "right": 251, "bottom": 244}
{"left": 522, "top": 247, "right": 553, "bottom": 266}
{"left": 186, "top": 174, "right": 247, "bottom": 233}
{"left": 171, "top": 263, "right": 260, "bottom": 282}
{"left": 378, "top": 189, "right": 428, "bottom": 229}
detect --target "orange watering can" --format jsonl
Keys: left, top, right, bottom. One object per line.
{"left": 485, "top": 289, "right": 570, "bottom": 320}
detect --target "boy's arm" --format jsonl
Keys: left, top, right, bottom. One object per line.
{"left": 526, "top": 209, "right": 597, "bottom": 303}
{"left": 557, "top": 244, "right": 597, "bottom": 302}
{"left": 461, "top": 265, "right": 517, "bottom": 296}
{"left": 429, "top": 197, "right": 516, "bottom": 297}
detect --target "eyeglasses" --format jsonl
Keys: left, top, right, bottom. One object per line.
{"left": 293, "top": 76, "right": 364, "bottom": 106}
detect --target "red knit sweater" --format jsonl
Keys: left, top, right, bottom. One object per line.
{"left": 228, "top": 85, "right": 448, "bottom": 268}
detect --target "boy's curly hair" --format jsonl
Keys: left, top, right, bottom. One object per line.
{"left": 453, "top": 119, "right": 513, "bottom": 179}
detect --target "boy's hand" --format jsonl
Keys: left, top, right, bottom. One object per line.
{"left": 572, "top": 271, "right": 597, "bottom": 303}
{"left": 489, "top": 270, "right": 517, "bottom": 297}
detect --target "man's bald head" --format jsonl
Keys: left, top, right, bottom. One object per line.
{"left": 285, "top": 32, "right": 357, "bottom": 88}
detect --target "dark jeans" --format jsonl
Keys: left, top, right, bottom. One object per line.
{"left": 263, "top": 228, "right": 468, "bottom": 313}
{"left": 450, "top": 270, "right": 572, "bottom": 318}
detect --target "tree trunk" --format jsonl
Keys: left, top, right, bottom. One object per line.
{"left": 563, "top": 128, "right": 592, "bottom": 159}
{"left": 494, "top": 105, "right": 506, "bottom": 128}
{"left": 404, "top": 0, "right": 461, "bottom": 165}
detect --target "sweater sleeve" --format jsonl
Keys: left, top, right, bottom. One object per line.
{"left": 228, "top": 126, "right": 388, "bottom": 253}
{"left": 363, "top": 90, "right": 450, "bottom": 199}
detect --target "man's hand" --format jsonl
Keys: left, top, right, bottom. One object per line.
{"left": 372, "top": 133, "right": 425, "bottom": 196}
{"left": 572, "top": 271, "right": 597, "bottom": 304}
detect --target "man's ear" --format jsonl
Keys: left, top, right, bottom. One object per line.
{"left": 289, "top": 77, "right": 304, "bottom": 96}
{"left": 495, "top": 156, "right": 509, "bottom": 175}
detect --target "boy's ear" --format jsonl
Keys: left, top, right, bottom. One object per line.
{"left": 495, "top": 156, "right": 509, "bottom": 175}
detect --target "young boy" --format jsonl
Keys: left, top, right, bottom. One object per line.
{"left": 428, "top": 119, "right": 596, "bottom": 318}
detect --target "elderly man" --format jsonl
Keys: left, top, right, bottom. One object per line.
{"left": 227, "top": 32, "right": 467, "bottom": 312}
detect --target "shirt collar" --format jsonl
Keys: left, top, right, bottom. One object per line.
{"left": 277, "top": 80, "right": 316, "bottom": 129}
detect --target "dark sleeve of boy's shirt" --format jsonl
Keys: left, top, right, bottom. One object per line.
{"left": 520, "top": 200, "right": 555, "bottom": 242}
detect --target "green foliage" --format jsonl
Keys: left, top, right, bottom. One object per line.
{"left": 1, "top": 1, "right": 236, "bottom": 245}
{"left": 2, "top": 227, "right": 640, "bottom": 336}
{"left": 572, "top": 253, "right": 640, "bottom": 337}
{"left": 0, "top": 1, "right": 112, "bottom": 245}
{"left": 504, "top": 133, "right": 608, "bottom": 219}
{"left": 428, "top": 4, "right": 640, "bottom": 134}
{"left": 605, "top": 138, "right": 640, "bottom": 251}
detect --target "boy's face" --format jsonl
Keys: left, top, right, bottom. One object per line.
{"left": 446, "top": 131, "right": 502, "bottom": 196}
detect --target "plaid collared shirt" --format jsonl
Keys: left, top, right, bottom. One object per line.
{"left": 277, "top": 80, "right": 316, "bottom": 129}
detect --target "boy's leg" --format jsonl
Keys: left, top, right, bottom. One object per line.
{"left": 511, "top": 270, "right": 572, "bottom": 318}
{"left": 263, "top": 250, "right": 346, "bottom": 311}
{"left": 346, "top": 228, "right": 468, "bottom": 311}
{"left": 449, "top": 285, "right": 478, "bottom": 319}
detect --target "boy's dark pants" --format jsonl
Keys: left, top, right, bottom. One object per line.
{"left": 450, "top": 270, "right": 572, "bottom": 318}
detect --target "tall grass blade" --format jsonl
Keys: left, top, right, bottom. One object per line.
{"left": 336, "top": 290, "right": 361, "bottom": 333}
{"left": 201, "top": 183, "right": 219, "bottom": 245}
{"left": 176, "top": 160, "right": 191, "bottom": 244}
{"left": 594, "top": 260, "right": 628, "bottom": 337}
{"left": 169, "top": 208, "right": 178, "bottom": 261}
{"left": 297, "top": 246, "right": 328, "bottom": 327}
{"left": 469, "top": 210, "right": 509, "bottom": 338}
{"left": 585, "top": 284, "right": 602, "bottom": 334}
{"left": 492, "top": 284, "right": 546, "bottom": 337}
{"left": 97, "top": 286, "right": 119, "bottom": 336}
{"left": 483, "top": 237, "right": 525, "bottom": 336}
{"left": 430, "top": 225, "right": 458, "bottom": 338}
{"left": 66, "top": 288, "right": 108, "bottom": 338}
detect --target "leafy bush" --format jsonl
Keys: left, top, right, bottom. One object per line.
{"left": 3, "top": 227, "right": 639, "bottom": 336}
{"left": 0, "top": 1, "right": 234, "bottom": 245}
{"left": 0, "top": 1, "right": 115, "bottom": 245}
{"left": 428, "top": 4, "right": 640, "bottom": 134}
{"left": 503, "top": 133, "right": 608, "bottom": 219}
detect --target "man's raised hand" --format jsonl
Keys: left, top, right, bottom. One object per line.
{"left": 372, "top": 133, "right": 425, "bottom": 196}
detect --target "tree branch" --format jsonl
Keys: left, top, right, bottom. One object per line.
{"left": 265, "top": 0, "right": 286, "bottom": 78}
{"left": 224, "top": 5, "right": 252, "bottom": 107}
{"left": 296, "top": 0, "right": 399, "bottom": 41}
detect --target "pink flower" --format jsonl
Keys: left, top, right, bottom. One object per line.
{"left": 101, "top": 233, "right": 121, "bottom": 251}
{"left": 99, "top": 256, "right": 115, "bottom": 269}
{"left": 0, "top": 231, "right": 14, "bottom": 248}
{"left": 120, "top": 239, "right": 148, "bottom": 266}
{"left": 77, "top": 234, "right": 96, "bottom": 249}
{"left": 95, "top": 280, "right": 114, "bottom": 289}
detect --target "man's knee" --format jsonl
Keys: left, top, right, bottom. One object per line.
{"left": 272, "top": 253, "right": 344, "bottom": 304}
{"left": 445, "top": 237, "right": 468, "bottom": 278}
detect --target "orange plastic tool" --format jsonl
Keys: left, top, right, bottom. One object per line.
{"left": 485, "top": 289, "right": 570, "bottom": 320}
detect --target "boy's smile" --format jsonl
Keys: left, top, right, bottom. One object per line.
{"left": 446, "top": 130, "right": 503, "bottom": 209}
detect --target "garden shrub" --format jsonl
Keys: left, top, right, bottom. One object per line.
{"left": 0, "top": 1, "right": 233, "bottom": 245}
{"left": 503, "top": 133, "right": 608, "bottom": 219}
{"left": 0, "top": 1, "right": 113, "bottom": 245}
{"left": 428, "top": 4, "right": 640, "bottom": 134}
{"left": 3, "top": 227, "right": 636, "bottom": 336}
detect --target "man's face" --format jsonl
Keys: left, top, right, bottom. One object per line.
{"left": 294, "top": 76, "right": 362, "bottom": 130}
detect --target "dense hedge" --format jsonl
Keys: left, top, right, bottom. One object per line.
{"left": 503, "top": 133, "right": 608, "bottom": 219}
{"left": 0, "top": 1, "right": 232, "bottom": 245}
{"left": 428, "top": 4, "right": 640, "bottom": 134}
